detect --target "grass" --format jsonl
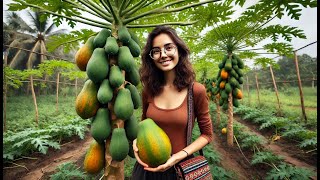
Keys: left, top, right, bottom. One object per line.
{"left": 240, "top": 86, "right": 317, "bottom": 127}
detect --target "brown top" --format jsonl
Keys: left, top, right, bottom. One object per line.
{"left": 141, "top": 82, "right": 213, "bottom": 154}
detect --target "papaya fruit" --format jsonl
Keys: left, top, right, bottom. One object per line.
{"left": 93, "top": 28, "right": 111, "bottom": 48}
{"left": 225, "top": 83, "right": 232, "bottom": 94}
{"left": 231, "top": 57, "right": 238, "bottom": 65}
{"left": 86, "top": 48, "right": 109, "bottom": 83}
{"left": 75, "top": 79, "right": 100, "bottom": 119}
{"left": 125, "top": 115, "right": 139, "bottom": 141}
{"left": 224, "top": 57, "right": 232, "bottom": 71}
{"left": 238, "top": 77, "right": 244, "bottom": 84}
{"left": 233, "top": 98, "right": 239, "bottom": 107}
{"left": 83, "top": 140, "right": 105, "bottom": 174}
{"left": 127, "top": 38, "right": 141, "bottom": 57}
{"left": 114, "top": 88, "right": 134, "bottom": 120}
{"left": 118, "top": 46, "right": 135, "bottom": 72}
{"left": 220, "top": 89, "right": 228, "bottom": 101}
{"left": 97, "top": 79, "right": 113, "bottom": 104}
{"left": 233, "top": 88, "right": 243, "bottom": 99}
{"left": 90, "top": 108, "right": 111, "bottom": 143}
{"left": 137, "top": 118, "right": 172, "bottom": 168}
{"left": 219, "top": 81, "right": 226, "bottom": 89}
{"left": 109, "top": 65, "right": 124, "bottom": 88}
{"left": 125, "top": 66, "right": 140, "bottom": 86}
{"left": 109, "top": 128, "right": 129, "bottom": 161}
{"left": 105, "top": 36, "right": 119, "bottom": 55}
{"left": 75, "top": 36, "right": 95, "bottom": 71}
{"left": 125, "top": 83, "right": 141, "bottom": 109}
{"left": 222, "top": 102, "right": 228, "bottom": 111}
{"left": 220, "top": 69, "right": 228, "bottom": 80}
{"left": 128, "top": 30, "right": 141, "bottom": 46}
{"left": 118, "top": 26, "right": 131, "bottom": 44}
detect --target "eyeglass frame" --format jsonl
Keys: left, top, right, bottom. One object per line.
{"left": 149, "top": 43, "right": 177, "bottom": 60}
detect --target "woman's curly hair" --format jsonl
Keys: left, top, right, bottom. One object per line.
{"left": 139, "top": 25, "right": 195, "bottom": 97}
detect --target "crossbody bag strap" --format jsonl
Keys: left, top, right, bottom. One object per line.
{"left": 186, "top": 82, "right": 204, "bottom": 156}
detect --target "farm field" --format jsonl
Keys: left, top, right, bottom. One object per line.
{"left": 3, "top": 94, "right": 317, "bottom": 179}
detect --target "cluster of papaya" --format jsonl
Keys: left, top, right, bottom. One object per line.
{"left": 203, "top": 77, "right": 217, "bottom": 101}
{"left": 75, "top": 26, "right": 141, "bottom": 174}
{"left": 212, "top": 54, "right": 244, "bottom": 110}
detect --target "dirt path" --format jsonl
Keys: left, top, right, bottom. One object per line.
{"left": 4, "top": 132, "right": 93, "bottom": 180}
{"left": 233, "top": 115, "right": 317, "bottom": 179}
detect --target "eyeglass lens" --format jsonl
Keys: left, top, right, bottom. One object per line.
{"left": 150, "top": 43, "right": 176, "bottom": 60}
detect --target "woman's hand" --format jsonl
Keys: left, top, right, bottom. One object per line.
{"left": 143, "top": 151, "right": 188, "bottom": 172}
{"left": 132, "top": 139, "right": 149, "bottom": 168}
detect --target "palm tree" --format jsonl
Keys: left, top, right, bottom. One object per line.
{"left": 4, "top": 10, "right": 68, "bottom": 70}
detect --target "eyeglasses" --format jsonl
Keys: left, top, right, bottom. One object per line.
{"left": 149, "top": 43, "right": 177, "bottom": 60}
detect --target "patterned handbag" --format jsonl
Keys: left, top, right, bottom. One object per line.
{"left": 175, "top": 83, "right": 213, "bottom": 180}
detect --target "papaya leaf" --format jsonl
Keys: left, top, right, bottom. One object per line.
{"left": 46, "top": 29, "right": 97, "bottom": 53}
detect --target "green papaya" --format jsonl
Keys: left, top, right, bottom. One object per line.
{"left": 93, "top": 28, "right": 111, "bottom": 48}
{"left": 225, "top": 83, "right": 232, "bottom": 94}
{"left": 125, "top": 115, "right": 139, "bottom": 141}
{"left": 238, "top": 77, "right": 244, "bottom": 84}
{"left": 224, "top": 57, "right": 232, "bottom": 71}
{"left": 97, "top": 79, "right": 113, "bottom": 104}
{"left": 218, "top": 62, "right": 224, "bottom": 69}
{"left": 233, "top": 64, "right": 239, "bottom": 71}
{"left": 220, "top": 89, "right": 228, "bottom": 101}
{"left": 235, "top": 68, "right": 244, "bottom": 77}
{"left": 118, "top": 26, "right": 131, "bottom": 44}
{"left": 75, "top": 36, "right": 95, "bottom": 71}
{"left": 230, "top": 69, "right": 238, "bottom": 78}
{"left": 125, "top": 67, "right": 140, "bottom": 86}
{"left": 231, "top": 57, "right": 238, "bottom": 65}
{"left": 114, "top": 88, "right": 134, "bottom": 120}
{"left": 105, "top": 36, "right": 119, "bottom": 55}
{"left": 109, "top": 128, "right": 129, "bottom": 161}
{"left": 86, "top": 48, "right": 109, "bottom": 83}
{"left": 222, "top": 102, "right": 228, "bottom": 110}
{"left": 118, "top": 46, "right": 135, "bottom": 72}
{"left": 75, "top": 79, "right": 100, "bottom": 119}
{"left": 219, "top": 98, "right": 224, "bottom": 106}
{"left": 109, "top": 65, "right": 124, "bottom": 88}
{"left": 233, "top": 98, "right": 239, "bottom": 107}
{"left": 90, "top": 108, "right": 111, "bottom": 143}
{"left": 128, "top": 30, "right": 141, "bottom": 46}
{"left": 127, "top": 38, "right": 141, "bottom": 57}
{"left": 125, "top": 84, "right": 141, "bottom": 109}
{"left": 229, "top": 77, "right": 239, "bottom": 87}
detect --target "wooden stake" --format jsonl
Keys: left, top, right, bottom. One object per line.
{"left": 246, "top": 75, "right": 250, "bottom": 106}
{"left": 255, "top": 72, "right": 261, "bottom": 106}
{"left": 293, "top": 51, "right": 308, "bottom": 123}
{"left": 56, "top": 72, "right": 60, "bottom": 112}
{"left": 269, "top": 65, "right": 281, "bottom": 114}
{"left": 30, "top": 75, "right": 39, "bottom": 125}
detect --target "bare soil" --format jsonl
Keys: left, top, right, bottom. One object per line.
{"left": 3, "top": 115, "right": 317, "bottom": 180}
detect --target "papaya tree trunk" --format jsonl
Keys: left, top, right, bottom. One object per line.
{"left": 227, "top": 92, "right": 233, "bottom": 146}
{"left": 293, "top": 51, "right": 307, "bottom": 123}
{"left": 215, "top": 98, "right": 221, "bottom": 128}
{"left": 269, "top": 65, "right": 281, "bottom": 114}
{"left": 56, "top": 72, "right": 60, "bottom": 112}
{"left": 30, "top": 75, "right": 39, "bottom": 125}
{"left": 3, "top": 50, "right": 9, "bottom": 132}
{"left": 104, "top": 55, "right": 125, "bottom": 180}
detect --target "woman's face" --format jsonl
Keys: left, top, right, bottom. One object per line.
{"left": 150, "top": 33, "right": 179, "bottom": 72}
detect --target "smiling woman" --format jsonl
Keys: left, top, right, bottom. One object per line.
{"left": 131, "top": 25, "right": 214, "bottom": 179}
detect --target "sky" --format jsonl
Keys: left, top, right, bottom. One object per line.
{"left": 3, "top": 0, "right": 317, "bottom": 61}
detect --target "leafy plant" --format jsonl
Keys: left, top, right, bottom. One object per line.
{"left": 265, "top": 163, "right": 315, "bottom": 180}
{"left": 251, "top": 151, "right": 284, "bottom": 166}
{"left": 50, "top": 162, "right": 88, "bottom": 180}
{"left": 259, "top": 117, "right": 288, "bottom": 131}
{"left": 240, "top": 135, "right": 265, "bottom": 151}
{"left": 299, "top": 137, "right": 317, "bottom": 149}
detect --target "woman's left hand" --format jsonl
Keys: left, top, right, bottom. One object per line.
{"left": 143, "top": 151, "right": 187, "bottom": 172}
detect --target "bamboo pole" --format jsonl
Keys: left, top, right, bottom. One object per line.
{"left": 293, "top": 51, "right": 308, "bottom": 123}
{"left": 56, "top": 72, "right": 60, "bottom": 112}
{"left": 246, "top": 75, "right": 250, "bottom": 106}
{"left": 255, "top": 72, "right": 261, "bottom": 106}
{"left": 269, "top": 65, "right": 281, "bottom": 114}
{"left": 30, "top": 75, "right": 39, "bottom": 125}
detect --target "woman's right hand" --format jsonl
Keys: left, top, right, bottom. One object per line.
{"left": 133, "top": 139, "right": 149, "bottom": 168}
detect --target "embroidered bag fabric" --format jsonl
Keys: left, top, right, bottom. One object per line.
{"left": 175, "top": 83, "right": 213, "bottom": 180}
